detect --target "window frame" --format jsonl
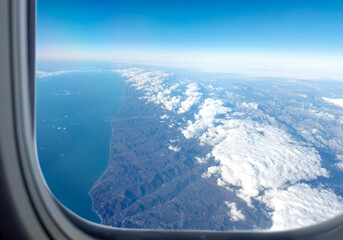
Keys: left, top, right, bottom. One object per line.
{"left": 1, "top": 0, "right": 343, "bottom": 239}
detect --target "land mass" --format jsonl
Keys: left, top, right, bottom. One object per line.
{"left": 89, "top": 83, "right": 270, "bottom": 230}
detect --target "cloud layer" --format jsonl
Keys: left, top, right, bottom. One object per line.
{"left": 36, "top": 70, "right": 81, "bottom": 78}
{"left": 193, "top": 117, "right": 328, "bottom": 207}
{"left": 115, "top": 68, "right": 202, "bottom": 114}
{"left": 36, "top": 69, "right": 106, "bottom": 78}
{"left": 115, "top": 67, "right": 343, "bottom": 230}
{"left": 323, "top": 97, "right": 343, "bottom": 109}
{"left": 261, "top": 183, "right": 343, "bottom": 230}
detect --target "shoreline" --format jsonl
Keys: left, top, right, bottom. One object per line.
{"left": 88, "top": 73, "right": 127, "bottom": 224}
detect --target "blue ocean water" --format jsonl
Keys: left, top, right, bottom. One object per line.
{"left": 36, "top": 71, "right": 122, "bottom": 223}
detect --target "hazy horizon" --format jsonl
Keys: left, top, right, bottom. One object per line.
{"left": 37, "top": 0, "right": 343, "bottom": 79}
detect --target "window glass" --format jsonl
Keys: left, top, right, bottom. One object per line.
{"left": 36, "top": 0, "right": 343, "bottom": 231}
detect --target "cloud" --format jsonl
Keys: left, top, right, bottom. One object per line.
{"left": 225, "top": 201, "right": 246, "bottom": 222}
{"left": 116, "top": 67, "right": 342, "bottom": 230}
{"left": 260, "top": 183, "right": 343, "bottom": 230}
{"left": 182, "top": 98, "right": 231, "bottom": 139}
{"left": 115, "top": 68, "right": 183, "bottom": 112}
{"left": 322, "top": 97, "right": 343, "bottom": 109}
{"left": 36, "top": 69, "right": 106, "bottom": 78}
{"left": 195, "top": 153, "right": 212, "bottom": 164}
{"left": 335, "top": 155, "right": 343, "bottom": 171}
{"left": 115, "top": 69, "right": 204, "bottom": 115}
{"left": 160, "top": 114, "right": 169, "bottom": 119}
{"left": 240, "top": 102, "right": 258, "bottom": 110}
{"left": 168, "top": 145, "right": 181, "bottom": 152}
{"left": 177, "top": 83, "right": 202, "bottom": 114}
{"left": 336, "top": 162, "right": 343, "bottom": 171}
{"left": 36, "top": 70, "right": 80, "bottom": 78}
{"left": 200, "top": 118, "right": 328, "bottom": 207}
{"left": 183, "top": 97, "right": 338, "bottom": 229}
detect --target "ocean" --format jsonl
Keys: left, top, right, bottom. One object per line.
{"left": 36, "top": 70, "right": 122, "bottom": 223}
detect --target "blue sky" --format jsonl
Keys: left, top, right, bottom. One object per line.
{"left": 37, "top": 0, "right": 343, "bottom": 78}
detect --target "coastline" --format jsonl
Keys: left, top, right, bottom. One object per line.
{"left": 88, "top": 73, "right": 127, "bottom": 224}
{"left": 37, "top": 70, "right": 124, "bottom": 223}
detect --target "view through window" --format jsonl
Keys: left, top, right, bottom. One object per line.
{"left": 36, "top": 0, "right": 343, "bottom": 231}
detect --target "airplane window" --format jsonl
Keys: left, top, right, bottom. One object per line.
{"left": 36, "top": 0, "right": 343, "bottom": 231}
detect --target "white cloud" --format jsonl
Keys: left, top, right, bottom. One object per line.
{"left": 177, "top": 83, "right": 202, "bottom": 114}
{"left": 308, "top": 109, "right": 335, "bottom": 120}
{"left": 241, "top": 102, "right": 258, "bottom": 110}
{"left": 200, "top": 119, "right": 328, "bottom": 207}
{"left": 160, "top": 114, "right": 169, "bottom": 119}
{"left": 182, "top": 97, "right": 337, "bottom": 228}
{"left": 336, "top": 162, "right": 343, "bottom": 171}
{"left": 323, "top": 97, "right": 343, "bottom": 109}
{"left": 116, "top": 69, "right": 213, "bottom": 118}
{"left": 335, "top": 155, "right": 343, "bottom": 171}
{"left": 115, "top": 68, "right": 183, "bottom": 112}
{"left": 116, "top": 67, "right": 342, "bottom": 230}
{"left": 225, "top": 201, "right": 246, "bottom": 222}
{"left": 260, "top": 183, "right": 343, "bottom": 231}
{"left": 182, "top": 98, "right": 231, "bottom": 139}
{"left": 36, "top": 69, "right": 108, "bottom": 78}
{"left": 36, "top": 70, "right": 80, "bottom": 78}
{"left": 168, "top": 145, "right": 181, "bottom": 152}
{"left": 195, "top": 153, "right": 212, "bottom": 164}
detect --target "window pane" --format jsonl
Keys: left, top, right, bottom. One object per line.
{"left": 36, "top": 0, "right": 343, "bottom": 231}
